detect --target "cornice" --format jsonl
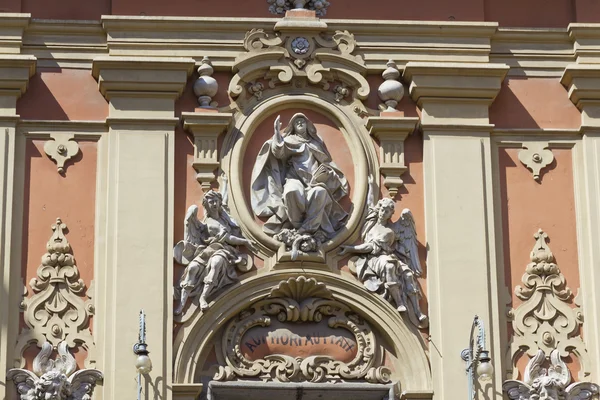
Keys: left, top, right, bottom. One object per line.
{"left": 22, "top": 19, "right": 107, "bottom": 68}
{"left": 0, "top": 13, "right": 31, "bottom": 54}
{"left": 490, "top": 28, "right": 573, "bottom": 77}
{"left": 92, "top": 56, "right": 195, "bottom": 98}
{"left": 560, "top": 63, "right": 600, "bottom": 108}
{"left": 403, "top": 62, "right": 509, "bottom": 104}
{"left": 0, "top": 54, "right": 37, "bottom": 95}
{"left": 181, "top": 111, "right": 234, "bottom": 132}
{"left": 568, "top": 23, "right": 600, "bottom": 63}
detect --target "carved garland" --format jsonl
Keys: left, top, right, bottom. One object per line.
{"left": 15, "top": 218, "right": 95, "bottom": 368}
{"left": 215, "top": 276, "right": 391, "bottom": 383}
{"left": 506, "top": 229, "right": 591, "bottom": 381}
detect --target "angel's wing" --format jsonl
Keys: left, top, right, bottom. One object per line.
{"left": 6, "top": 368, "right": 38, "bottom": 400}
{"left": 524, "top": 349, "right": 546, "bottom": 385}
{"left": 69, "top": 369, "right": 103, "bottom": 400}
{"left": 393, "top": 208, "right": 422, "bottom": 276}
{"left": 548, "top": 349, "right": 570, "bottom": 388}
{"left": 565, "top": 381, "right": 600, "bottom": 400}
{"left": 54, "top": 341, "right": 77, "bottom": 377}
{"left": 183, "top": 205, "right": 206, "bottom": 246}
{"left": 502, "top": 380, "right": 534, "bottom": 400}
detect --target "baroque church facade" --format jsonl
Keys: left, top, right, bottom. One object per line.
{"left": 1, "top": 0, "right": 600, "bottom": 399}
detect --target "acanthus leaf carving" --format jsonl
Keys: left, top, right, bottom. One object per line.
{"left": 15, "top": 219, "right": 96, "bottom": 369}
{"left": 505, "top": 229, "right": 592, "bottom": 382}
{"left": 8, "top": 341, "right": 103, "bottom": 400}
{"left": 214, "top": 276, "right": 391, "bottom": 384}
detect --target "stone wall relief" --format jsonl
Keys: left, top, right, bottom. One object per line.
{"left": 43, "top": 134, "right": 80, "bottom": 174}
{"left": 503, "top": 229, "right": 599, "bottom": 399}
{"left": 15, "top": 218, "right": 96, "bottom": 369}
{"left": 267, "top": 0, "right": 331, "bottom": 17}
{"left": 214, "top": 276, "right": 391, "bottom": 383}
{"left": 518, "top": 142, "right": 555, "bottom": 182}
{"left": 7, "top": 341, "right": 102, "bottom": 400}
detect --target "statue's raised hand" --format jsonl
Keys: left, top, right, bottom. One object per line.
{"left": 273, "top": 115, "right": 283, "bottom": 141}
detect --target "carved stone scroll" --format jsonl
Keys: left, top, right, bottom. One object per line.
{"left": 182, "top": 112, "right": 233, "bottom": 191}
{"left": 43, "top": 133, "right": 79, "bottom": 174}
{"left": 214, "top": 276, "right": 391, "bottom": 384}
{"left": 506, "top": 229, "right": 591, "bottom": 381}
{"left": 15, "top": 219, "right": 95, "bottom": 368}
{"left": 518, "top": 142, "right": 554, "bottom": 182}
{"left": 366, "top": 116, "right": 419, "bottom": 198}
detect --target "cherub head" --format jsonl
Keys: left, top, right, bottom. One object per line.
{"left": 33, "top": 370, "right": 71, "bottom": 400}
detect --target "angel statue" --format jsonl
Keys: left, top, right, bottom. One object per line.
{"left": 503, "top": 349, "right": 599, "bottom": 400}
{"left": 173, "top": 190, "right": 256, "bottom": 314}
{"left": 251, "top": 113, "right": 349, "bottom": 253}
{"left": 339, "top": 190, "right": 427, "bottom": 323}
{"left": 7, "top": 341, "right": 103, "bottom": 400}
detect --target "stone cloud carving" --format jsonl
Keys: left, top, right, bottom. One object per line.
{"left": 7, "top": 341, "right": 103, "bottom": 400}
{"left": 503, "top": 349, "right": 599, "bottom": 400}
{"left": 250, "top": 114, "right": 349, "bottom": 255}
{"left": 16, "top": 218, "right": 95, "bottom": 368}
{"left": 214, "top": 276, "right": 391, "bottom": 383}
{"left": 174, "top": 190, "right": 256, "bottom": 314}
{"left": 339, "top": 193, "right": 427, "bottom": 326}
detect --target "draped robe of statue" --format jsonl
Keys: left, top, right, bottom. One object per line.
{"left": 251, "top": 113, "right": 349, "bottom": 237}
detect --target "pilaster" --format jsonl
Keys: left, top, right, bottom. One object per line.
{"left": 561, "top": 64, "right": 600, "bottom": 382}
{"left": 181, "top": 111, "right": 233, "bottom": 191}
{"left": 403, "top": 61, "right": 508, "bottom": 400}
{"left": 92, "top": 56, "right": 194, "bottom": 400}
{"left": 0, "top": 16, "right": 35, "bottom": 397}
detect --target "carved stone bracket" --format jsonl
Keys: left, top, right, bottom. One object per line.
{"left": 518, "top": 142, "right": 554, "bottom": 182}
{"left": 15, "top": 219, "right": 96, "bottom": 368}
{"left": 506, "top": 229, "right": 592, "bottom": 381}
{"left": 8, "top": 341, "right": 103, "bottom": 400}
{"left": 366, "top": 116, "right": 419, "bottom": 198}
{"left": 43, "top": 133, "right": 80, "bottom": 174}
{"left": 214, "top": 276, "right": 391, "bottom": 384}
{"left": 228, "top": 11, "right": 369, "bottom": 110}
{"left": 182, "top": 112, "right": 233, "bottom": 191}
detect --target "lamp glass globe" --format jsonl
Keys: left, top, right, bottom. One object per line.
{"left": 476, "top": 360, "right": 494, "bottom": 382}
{"left": 135, "top": 354, "right": 153, "bottom": 374}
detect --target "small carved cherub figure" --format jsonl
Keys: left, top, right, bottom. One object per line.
{"left": 339, "top": 188, "right": 427, "bottom": 323}
{"left": 7, "top": 341, "right": 102, "bottom": 400}
{"left": 503, "top": 349, "right": 600, "bottom": 400}
{"left": 174, "top": 190, "right": 256, "bottom": 313}
{"left": 251, "top": 113, "right": 349, "bottom": 252}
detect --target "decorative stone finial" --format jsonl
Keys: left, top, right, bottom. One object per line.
{"left": 267, "top": 0, "right": 331, "bottom": 16}
{"left": 377, "top": 60, "right": 404, "bottom": 112}
{"left": 193, "top": 56, "right": 218, "bottom": 108}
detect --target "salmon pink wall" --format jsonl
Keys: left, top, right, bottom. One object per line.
{"left": 490, "top": 78, "right": 581, "bottom": 130}
{"left": 499, "top": 147, "right": 580, "bottom": 376}
{"left": 21, "top": 139, "right": 97, "bottom": 368}
{"left": 17, "top": 68, "right": 108, "bottom": 122}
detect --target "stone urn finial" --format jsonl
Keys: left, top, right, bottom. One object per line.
{"left": 377, "top": 60, "right": 404, "bottom": 112}
{"left": 193, "top": 56, "right": 218, "bottom": 108}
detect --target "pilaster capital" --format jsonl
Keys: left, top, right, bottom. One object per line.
{"left": 568, "top": 23, "right": 600, "bottom": 63}
{"left": 561, "top": 63, "right": 600, "bottom": 108}
{"left": 172, "top": 383, "right": 203, "bottom": 400}
{"left": 91, "top": 56, "right": 195, "bottom": 99}
{"left": 0, "top": 54, "right": 36, "bottom": 116}
{"left": 366, "top": 114, "right": 419, "bottom": 197}
{"left": 0, "top": 13, "right": 31, "bottom": 54}
{"left": 402, "top": 62, "right": 508, "bottom": 125}
{"left": 182, "top": 111, "right": 234, "bottom": 190}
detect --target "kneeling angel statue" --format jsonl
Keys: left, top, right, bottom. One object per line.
{"left": 339, "top": 182, "right": 427, "bottom": 323}
{"left": 174, "top": 190, "right": 256, "bottom": 314}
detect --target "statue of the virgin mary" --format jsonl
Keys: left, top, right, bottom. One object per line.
{"left": 251, "top": 113, "right": 349, "bottom": 248}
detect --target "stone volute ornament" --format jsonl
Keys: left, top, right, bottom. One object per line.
{"left": 173, "top": 190, "right": 256, "bottom": 314}
{"left": 377, "top": 60, "right": 405, "bottom": 112}
{"left": 8, "top": 341, "right": 103, "bottom": 400}
{"left": 250, "top": 114, "right": 349, "bottom": 256}
{"left": 267, "top": 0, "right": 331, "bottom": 16}
{"left": 518, "top": 142, "right": 554, "bottom": 182}
{"left": 43, "top": 134, "right": 79, "bottom": 174}
{"left": 339, "top": 181, "right": 427, "bottom": 327}
{"left": 15, "top": 218, "right": 95, "bottom": 368}
{"left": 503, "top": 349, "right": 599, "bottom": 400}
{"left": 214, "top": 276, "right": 391, "bottom": 383}
{"left": 193, "top": 56, "right": 218, "bottom": 108}
{"left": 506, "top": 229, "right": 592, "bottom": 381}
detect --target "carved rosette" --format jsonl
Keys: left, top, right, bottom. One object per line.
{"left": 214, "top": 276, "right": 391, "bottom": 383}
{"left": 15, "top": 219, "right": 95, "bottom": 368}
{"left": 506, "top": 229, "right": 590, "bottom": 381}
